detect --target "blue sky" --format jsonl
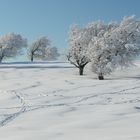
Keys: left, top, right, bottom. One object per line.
{"left": 0, "top": 0, "right": 140, "bottom": 59}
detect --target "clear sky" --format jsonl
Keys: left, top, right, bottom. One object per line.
{"left": 0, "top": 0, "right": 140, "bottom": 59}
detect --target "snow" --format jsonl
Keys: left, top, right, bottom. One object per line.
{"left": 0, "top": 61, "right": 140, "bottom": 140}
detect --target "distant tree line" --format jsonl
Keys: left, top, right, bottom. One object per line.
{"left": 67, "top": 16, "right": 140, "bottom": 80}
{"left": 0, "top": 34, "right": 59, "bottom": 63}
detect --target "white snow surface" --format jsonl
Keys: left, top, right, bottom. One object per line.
{"left": 0, "top": 61, "right": 140, "bottom": 140}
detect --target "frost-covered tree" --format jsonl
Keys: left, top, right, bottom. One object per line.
{"left": 44, "top": 47, "right": 59, "bottom": 60}
{"left": 67, "top": 25, "right": 90, "bottom": 75}
{"left": 67, "top": 22, "right": 117, "bottom": 75}
{"left": 28, "top": 36, "right": 50, "bottom": 62}
{"left": 89, "top": 38, "right": 117, "bottom": 80}
{"left": 0, "top": 33, "right": 27, "bottom": 62}
{"left": 89, "top": 16, "right": 140, "bottom": 80}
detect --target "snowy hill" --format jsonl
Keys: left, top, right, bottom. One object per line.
{"left": 0, "top": 61, "right": 140, "bottom": 140}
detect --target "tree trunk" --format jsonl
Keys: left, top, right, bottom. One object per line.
{"left": 79, "top": 66, "right": 84, "bottom": 75}
{"left": 0, "top": 56, "right": 3, "bottom": 63}
{"left": 31, "top": 54, "right": 34, "bottom": 62}
{"left": 98, "top": 73, "right": 104, "bottom": 80}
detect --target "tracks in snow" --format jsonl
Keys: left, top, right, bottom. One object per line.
{"left": 0, "top": 91, "right": 26, "bottom": 127}
{"left": 0, "top": 80, "right": 140, "bottom": 127}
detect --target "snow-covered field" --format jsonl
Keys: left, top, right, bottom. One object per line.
{"left": 0, "top": 61, "right": 140, "bottom": 140}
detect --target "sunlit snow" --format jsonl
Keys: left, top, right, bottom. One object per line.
{"left": 0, "top": 61, "right": 140, "bottom": 140}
